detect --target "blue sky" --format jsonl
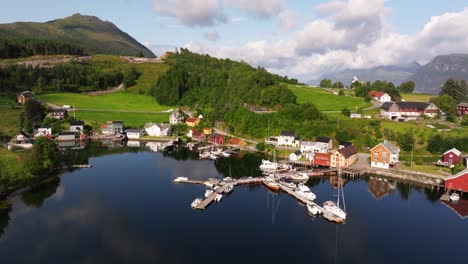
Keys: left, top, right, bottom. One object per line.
{"left": 3, "top": 0, "right": 468, "bottom": 80}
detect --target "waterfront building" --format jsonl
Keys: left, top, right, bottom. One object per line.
{"left": 101, "top": 121, "right": 124, "bottom": 135}
{"left": 330, "top": 145, "right": 357, "bottom": 168}
{"left": 33, "top": 125, "right": 52, "bottom": 138}
{"left": 126, "top": 129, "right": 144, "bottom": 139}
{"left": 209, "top": 133, "right": 225, "bottom": 145}
{"left": 370, "top": 141, "right": 400, "bottom": 169}
{"left": 278, "top": 131, "right": 300, "bottom": 147}
{"left": 145, "top": 123, "right": 171, "bottom": 137}
{"left": 57, "top": 132, "right": 76, "bottom": 141}
{"left": 70, "top": 120, "right": 84, "bottom": 133}
{"left": 313, "top": 152, "right": 331, "bottom": 167}
{"left": 445, "top": 169, "right": 468, "bottom": 193}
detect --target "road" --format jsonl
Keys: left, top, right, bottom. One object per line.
{"left": 212, "top": 128, "right": 258, "bottom": 145}
{"left": 85, "top": 83, "right": 124, "bottom": 96}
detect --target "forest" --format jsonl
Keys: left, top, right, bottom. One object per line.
{"left": 0, "top": 38, "right": 84, "bottom": 59}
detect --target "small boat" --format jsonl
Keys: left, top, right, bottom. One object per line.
{"left": 221, "top": 152, "right": 231, "bottom": 157}
{"left": 450, "top": 192, "right": 460, "bottom": 202}
{"left": 191, "top": 198, "right": 202, "bottom": 208}
{"left": 307, "top": 203, "right": 322, "bottom": 215}
{"left": 223, "top": 177, "right": 233, "bottom": 182}
{"left": 208, "top": 154, "right": 219, "bottom": 160}
{"left": 296, "top": 183, "right": 310, "bottom": 192}
{"left": 215, "top": 194, "right": 223, "bottom": 202}
{"left": 199, "top": 152, "right": 210, "bottom": 159}
{"left": 291, "top": 173, "right": 309, "bottom": 182}
{"left": 224, "top": 185, "right": 234, "bottom": 194}
{"left": 285, "top": 182, "right": 296, "bottom": 189}
{"left": 297, "top": 190, "right": 316, "bottom": 201}
{"left": 259, "top": 159, "right": 279, "bottom": 171}
{"left": 204, "top": 189, "right": 213, "bottom": 198}
{"left": 173, "top": 177, "right": 188, "bottom": 182}
{"left": 323, "top": 201, "right": 346, "bottom": 220}
{"left": 263, "top": 177, "right": 280, "bottom": 192}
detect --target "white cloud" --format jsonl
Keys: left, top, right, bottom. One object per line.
{"left": 204, "top": 30, "right": 221, "bottom": 41}
{"left": 278, "top": 9, "right": 298, "bottom": 32}
{"left": 154, "top": 0, "right": 226, "bottom": 27}
{"left": 224, "top": 0, "right": 283, "bottom": 18}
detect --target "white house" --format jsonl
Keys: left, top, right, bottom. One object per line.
{"left": 33, "top": 125, "right": 52, "bottom": 138}
{"left": 70, "top": 120, "right": 84, "bottom": 133}
{"left": 289, "top": 151, "right": 302, "bottom": 161}
{"left": 381, "top": 102, "right": 439, "bottom": 120}
{"left": 278, "top": 131, "right": 300, "bottom": 148}
{"left": 169, "top": 111, "right": 184, "bottom": 125}
{"left": 316, "top": 137, "right": 332, "bottom": 150}
{"left": 144, "top": 123, "right": 171, "bottom": 137}
{"left": 126, "top": 129, "right": 144, "bottom": 139}
{"left": 368, "top": 91, "right": 391, "bottom": 103}
{"left": 300, "top": 141, "right": 328, "bottom": 153}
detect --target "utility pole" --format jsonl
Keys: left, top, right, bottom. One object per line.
{"left": 410, "top": 143, "right": 414, "bottom": 167}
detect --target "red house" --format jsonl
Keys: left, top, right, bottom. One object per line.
{"left": 209, "top": 133, "right": 225, "bottom": 145}
{"left": 442, "top": 148, "right": 462, "bottom": 165}
{"left": 445, "top": 169, "right": 468, "bottom": 192}
{"left": 192, "top": 130, "right": 206, "bottom": 142}
{"left": 457, "top": 102, "right": 468, "bottom": 115}
{"left": 313, "top": 153, "right": 331, "bottom": 167}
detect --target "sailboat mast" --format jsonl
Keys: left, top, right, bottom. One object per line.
{"left": 337, "top": 165, "right": 341, "bottom": 207}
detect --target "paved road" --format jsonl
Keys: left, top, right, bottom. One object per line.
{"left": 213, "top": 128, "right": 258, "bottom": 145}
{"left": 85, "top": 83, "right": 124, "bottom": 96}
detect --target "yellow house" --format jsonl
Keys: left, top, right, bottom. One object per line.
{"left": 185, "top": 117, "right": 200, "bottom": 127}
{"left": 203, "top": 127, "right": 212, "bottom": 135}
{"left": 331, "top": 145, "right": 357, "bottom": 168}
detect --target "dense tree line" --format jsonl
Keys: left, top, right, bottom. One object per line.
{"left": 0, "top": 38, "right": 84, "bottom": 59}
{"left": 397, "top": 81, "right": 415, "bottom": 93}
{"left": 0, "top": 62, "right": 123, "bottom": 93}
{"left": 151, "top": 49, "right": 298, "bottom": 113}
{"left": 353, "top": 80, "right": 401, "bottom": 101}
{"left": 427, "top": 134, "right": 468, "bottom": 153}
{"left": 439, "top": 79, "right": 467, "bottom": 103}
{"left": 319, "top": 79, "right": 344, "bottom": 88}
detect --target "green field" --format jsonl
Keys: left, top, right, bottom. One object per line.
{"left": 401, "top": 93, "right": 435, "bottom": 102}
{"left": 75, "top": 111, "right": 170, "bottom": 128}
{"left": 38, "top": 92, "right": 170, "bottom": 111}
{"left": 288, "top": 85, "right": 371, "bottom": 111}
{"left": 0, "top": 108, "right": 21, "bottom": 137}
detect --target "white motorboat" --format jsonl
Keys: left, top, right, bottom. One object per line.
{"left": 221, "top": 152, "right": 231, "bottom": 157}
{"left": 191, "top": 198, "right": 202, "bottom": 208}
{"left": 291, "top": 173, "right": 309, "bottom": 182}
{"left": 285, "top": 182, "right": 296, "bottom": 189}
{"left": 204, "top": 189, "right": 213, "bottom": 198}
{"left": 199, "top": 152, "right": 210, "bottom": 159}
{"left": 259, "top": 159, "right": 280, "bottom": 171}
{"left": 263, "top": 177, "right": 280, "bottom": 192}
{"left": 323, "top": 200, "right": 347, "bottom": 220}
{"left": 307, "top": 203, "right": 322, "bottom": 215}
{"left": 450, "top": 192, "right": 460, "bottom": 202}
{"left": 208, "top": 154, "right": 219, "bottom": 160}
{"left": 215, "top": 194, "right": 223, "bottom": 202}
{"left": 224, "top": 185, "right": 234, "bottom": 194}
{"left": 173, "top": 177, "right": 188, "bottom": 182}
{"left": 297, "top": 183, "right": 310, "bottom": 192}
{"left": 296, "top": 190, "right": 316, "bottom": 201}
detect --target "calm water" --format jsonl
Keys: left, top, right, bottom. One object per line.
{"left": 1, "top": 144, "right": 468, "bottom": 263}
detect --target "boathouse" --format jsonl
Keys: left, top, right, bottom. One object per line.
{"left": 313, "top": 152, "right": 331, "bottom": 167}
{"left": 445, "top": 169, "right": 468, "bottom": 193}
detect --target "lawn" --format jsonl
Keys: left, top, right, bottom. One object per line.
{"left": 37, "top": 92, "right": 171, "bottom": 111}
{"left": 288, "top": 85, "right": 371, "bottom": 111}
{"left": 0, "top": 108, "right": 21, "bottom": 138}
{"left": 75, "top": 111, "right": 170, "bottom": 128}
{"left": 402, "top": 163, "right": 452, "bottom": 176}
{"left": 401, "top": 93, "right": 435, "bottom": 102}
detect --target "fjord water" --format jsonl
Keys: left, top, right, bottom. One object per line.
{"left": 1, "top": 147, "right": 467, "bottom": 263}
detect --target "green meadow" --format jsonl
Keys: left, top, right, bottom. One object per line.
{"left": 75, "top": 111, "right": 170, "bottom": 128}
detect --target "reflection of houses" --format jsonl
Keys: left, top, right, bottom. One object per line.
{"left": 278, "top": 131, "right": 300, "bottom": 147}
{"left": 169, "top": 111, "right": 185, "bottom": 124}
{"left": 445, "top": 169, "right": 468, "bottom": 193}
{"left": 127, "top": 141, "right": 141, "bottom": 148}
{"left": 381, "top": 102, "right": 439, "bottom": 120}
{"left": 331, "top": 145, "right": 357, "bottom": 168}
{"left": 368, "top": 177, "right": 397, "bottom": 200}
{"left": 33, "top": 125, "right": 52, "bottom": 138}
{"left": 70, "top": 120, "right": 84, "bottom": 133}
{"left": 17, "top": 91, "right": 33, "bottom": 104}
{"left": 437, "top": 148, "right": 462, "bottom": 168}
{"left": 146, "top": 142, "right": 163, "bottom": 152}
{"left": 370, "top": 141, "right": 400, "bottom": 169}
{"left": 145, "top": 123, "right": 171, "bottom": 137}
{"left": 101, "top": 121, "right": 124, "bottom": 135}
{"left": 100, "top": 140, "right": 124, "bottom": 149}
{"left": 329, "top": 176, "right": 349, "bottom": 190}
{"left": 49, "top": 108, "right": 69, "bottom": 120}
{"left": 442, "top": 199, "right": 468, "bottom": 219}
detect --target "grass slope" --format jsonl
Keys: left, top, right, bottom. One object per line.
{"left": 401, "top": 93, "right": 435, "bottom": 102}
{"left": 76, "top": 111, "right": 170, "bottom": 128}
{"left": 0, "top": 108, "right": 21, "bottom": 138}
{"left": 37, "top": 92, "right": 170, "bottom": 111}
{"left": 288, "top": 85, "right": 371, "bottom": 111}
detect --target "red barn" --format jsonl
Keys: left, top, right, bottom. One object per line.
{"left": 442, "top": 148, "right": 462, "bottom": 165}
{"left": 209, "top": 133, "right": 225, "bottom": 145}
{"left": 457, "top": 102, "right": 468, "bottom": 115}
{"left": 313, "top": 153, "right": 331, "bottom": 167}
{"left": 445, "top": 169, "right": 468, "bottom": 192}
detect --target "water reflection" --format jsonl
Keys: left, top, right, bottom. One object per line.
{"left": 442, "top": 199, "right": 468, "bottom": 219}
{"left": 368, "top": 177, "right": 396, "bottom": 200}
{"left": 0, "top": 203, "right": 11, "bottom": 238}
{"left": 20, "top": 178, "right": 61, "bottom": 208}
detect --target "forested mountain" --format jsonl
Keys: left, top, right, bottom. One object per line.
{"left": 0, "top": 39, "right": 84, "bottom": 59}
{"left": 0, "top": 14, "right": 155, "bottom": 58}
{"left": 152, "top": 49, "right": 299, "bottom": 117}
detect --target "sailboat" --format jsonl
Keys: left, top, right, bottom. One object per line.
{"left": 263, "top": 149, "right": 281, "bottom": 191}
{"left": 323, "top": 166, "right": 347, "bottom": 222}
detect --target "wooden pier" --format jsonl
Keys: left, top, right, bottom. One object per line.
{"left": 195, "top": 184, "right": 231, "bottom": 210}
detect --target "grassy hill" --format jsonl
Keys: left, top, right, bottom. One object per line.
{"left": 0, "top": 14, "right": 155, "bottom": 58}
{"left": 288, "top": 85, "right": 371, "bottom": 111}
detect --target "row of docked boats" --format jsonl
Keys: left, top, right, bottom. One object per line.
{"left": 199, "top": 148, "right": 234, "bottom": 160}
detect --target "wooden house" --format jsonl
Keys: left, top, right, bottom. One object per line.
{"left": 368, "top": 91, "right": 391, "bottom": 103}
{"left": 57, "top": 132, "right": 76, "bottom": 141}
{"left": 330, "top": 145, "right": 357, "bottom": 168}
{"left": 50, "top": 108, "right": 69, "bottom": 120}
{"left": 445, "top": 169, "right": 468, "bottom": 193}
{"left": 126, "top": 129, "right": 144, "bottom": 139}
{"left": 185, "top": 117, "right": 199, "bottom": 127}
{"left": 191, "top": 129, "right": 206, "bottom": 142}
{"left": 289, "top": 151, "right": 302, "bottom": 161}
{"left": 316, "top": 137, "right": 332, "bottom": 149}
{"left": 370, "top": 141, "right": 400, "bottom": 169}
{"left": 313, "top": 152, "right": 331, "bottom": 167}
{"left": 437, "top": 148, "right": 462, "bottom": 167}
{"left": 144, "top": 123, "right": 171, "bottom": 137}
{"left": 203, "top": 127, "right": 212, "bottom": 135}
{"left": 209, "top": 133, "right": 225, "bottom": 145}
{"left": 278, "top": 131, "right": 300, "bottom": 147}
{"left": 169, "top": 111, "right": 185, "bottom": 124}
{"left": 101, "top": 121, "right": 124, "bottom": 135}
{"left": 33, "top": 125, "right": 52, "bottom": 138}
{"left": 70, "top": 120, "right": 84, "bottom": 133}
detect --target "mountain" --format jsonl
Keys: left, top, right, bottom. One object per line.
{"left": 318, "top": 62, "right": 421, "bottom": 86}
{"left": 410, "top": 54, "right": 468, "bottom": 94}
{"left": 0, "top": 14, "right": 155, "bottom": 58}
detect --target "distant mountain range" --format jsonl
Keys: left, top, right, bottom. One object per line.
{"left": 0, "top": 14, "right": 155, "bottom": 58}
{"left": 317, "top": 54, "right": 468, "bottom": 94}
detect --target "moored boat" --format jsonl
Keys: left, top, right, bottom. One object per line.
{"left": 323, "top": 200, "right": 346, "bottom": 220}
{"left": 215, "top": 194, "right": 223, "bottom": 202}
{"left": 191, "top": 198, "right": 202, "bottom": 208}
{"left": 204, "top": 189, "right": 213, "bottom": 198}
{"left": 263, "top": 177, "right": 280, "bottom": 192}
{"left": 224, "top": 185, "right": 234, "bottom": 194}
{"left": 296, "top": 189, "right": 316, "bottom": 201}
{"left": 173, "top": 177, "right": 188, "bottom": 182}
{"left": 291, "top": 173, "right": 309, "bottom": 182}
{"left": 307, "top": 203, "right": 322, "bottom": 215}
{"left": 296, "top": 183, "right": 310, "bottom": 192}
{"left": 450, "top": 192, "right": 460, "bottom": 202}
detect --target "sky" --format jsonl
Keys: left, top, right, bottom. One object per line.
{"left": 2, "top": 0, "right": 468, "bottom": 81}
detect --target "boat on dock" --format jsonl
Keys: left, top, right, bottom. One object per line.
{"left": 215, "top": 194, "right": 223, "bottom": 202}
{"left": 291, "top": 173, "right": 309, "bottom": 182}
{"left": 204, "top": 189, "right": 214, "bottom": 198}
{"left": 263, "top": 177, "right": 280, "bottom": 192}
{"left": 296, "top": 183, "right": 310, "bottom": 192}
{"left": 450, "top": 192, "right": 460, "bottom": 202}
{"left": 307, "top": 203, "right": 322, "bottom": 215}
{"left": 224, "top": 185, "right": 234, "bottom": 194}
{"left": 296, "top": 189, "right": 316, "bottom": 201}
{"left": 173, "top": 177, "right": 188, "bottom": 182}
{"left": 191, "top": 198, "right": 203, "bottom": 209}
{"left": 323, "top": 201, "right": 346, "bottom": 221}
